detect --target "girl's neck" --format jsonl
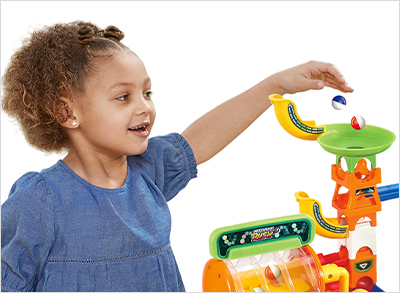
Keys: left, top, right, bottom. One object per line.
{"left": 62, "top": 149, "right": 128, "bottom": 189}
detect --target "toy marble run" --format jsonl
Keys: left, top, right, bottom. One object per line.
{"left": 202, "top": 94, "right": 398, "bottom": 292}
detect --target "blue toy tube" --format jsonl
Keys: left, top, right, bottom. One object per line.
{"left": 377, "top": 183, "right": 399, "bottom": 201}
{"left": 371, "top": 284, "right": 384, "bottom": 292}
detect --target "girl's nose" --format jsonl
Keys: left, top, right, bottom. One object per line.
{"left": 133, "top": 95, "right": 152, "bottom": 116}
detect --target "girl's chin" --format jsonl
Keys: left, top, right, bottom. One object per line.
{"left": 127, "top": 141, "right": 149, "bottom": 156}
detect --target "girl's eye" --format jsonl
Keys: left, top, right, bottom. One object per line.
{"left": 116, "top": 95, "right": 129, "bottom": 101}
{"left": 144, "top": 91, "right": 153, "bottom": 99}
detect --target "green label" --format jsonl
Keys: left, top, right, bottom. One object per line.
{"left": 217, "top": 220, "right": 310, "bottom": 258}
{"left": 209, "top": 215, "right": 315, "bottom": 260}
{"left": 355, "top": 259, "right": 374, "bottom": 273}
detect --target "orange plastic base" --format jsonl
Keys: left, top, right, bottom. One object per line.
{"left": 349, "top": 247, "right": 376, "bottom": 291}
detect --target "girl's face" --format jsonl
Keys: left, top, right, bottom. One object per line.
{"left": 73, "top": 51, "right": 156, "bottom": 158}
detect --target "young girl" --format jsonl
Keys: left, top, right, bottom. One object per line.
{"left": 1, "top": 21, "right": 352, "bottom": 292}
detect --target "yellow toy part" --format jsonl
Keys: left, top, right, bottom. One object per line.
{"left": 295, "top": 191, "right": 349, "bottom": 239}
{"left": 269, "top": 94, "right": 326, "bottom": 140}
{"left": 322, "top": 264, "right": 349, "bottom": 292}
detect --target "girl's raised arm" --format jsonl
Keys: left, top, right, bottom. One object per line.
{"left": 181, "top": 61, "right": 353, "bottom": 165}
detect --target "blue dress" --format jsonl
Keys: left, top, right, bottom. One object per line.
{"left": 1, "top": 133, "right": 197, "bottom": 292}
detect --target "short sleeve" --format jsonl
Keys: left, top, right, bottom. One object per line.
{"left": 1, "top": 173, "right": 55, "bottom": 292}
{"left": 144, "top": 133, "right": 197, "bottom": 201}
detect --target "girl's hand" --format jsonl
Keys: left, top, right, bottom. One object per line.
{"left": 270, "top": 60, "right": 354, "bottom": 95}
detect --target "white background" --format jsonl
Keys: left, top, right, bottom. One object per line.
{"left": 1, "top": 1, "right": 399, "bottom": 292}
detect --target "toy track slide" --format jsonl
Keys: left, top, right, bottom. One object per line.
{"left": 295, "top": 191, "right": 349, "bottom": 239}
{"left": 269, "top": 94, "right": 326, "bottom": 140}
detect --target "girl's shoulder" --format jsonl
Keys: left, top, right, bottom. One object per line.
{"left": 143, "top": 133, "right": 195, "bottom": 162}
{"left": 4, "top": 169, "right": 55, "bottom": 210}
{"left": 147, "top": 132, "right": 188, "bottom": 148}
{"left": 129, "top": 133, "right": 187, "bottom": 166}
{"left": 133, "top": 133, "right": 196, "bottom": 173}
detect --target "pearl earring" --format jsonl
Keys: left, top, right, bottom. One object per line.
{"left": 72, "top": 121, "right": 78, "bottom": 126}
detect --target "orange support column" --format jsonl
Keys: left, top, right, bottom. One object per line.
{"left": 331, "top": 158, "right": 382, "bottom": 231}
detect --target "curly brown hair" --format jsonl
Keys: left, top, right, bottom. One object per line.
{"left": 1, "top": 21, "right": 129, "bottom": 153}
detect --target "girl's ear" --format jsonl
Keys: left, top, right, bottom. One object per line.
{"left": 54, "top": 97, "right": 80, "bottom": 128}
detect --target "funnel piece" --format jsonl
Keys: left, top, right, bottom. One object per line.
{"left": 317, "top": 124, "right": 396, "bottom": 157}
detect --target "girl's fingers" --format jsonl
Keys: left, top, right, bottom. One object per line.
{"left": 313, "top": 71, "right": 353, "bottom": 92}
{"left": 310, "top": 61, "right": 346, "bottom": 83}
{"left": 324, "top": 79, "right": 353, "bottom": 92}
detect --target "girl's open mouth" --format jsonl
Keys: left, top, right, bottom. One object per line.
{"left": 128, "top": 125, "right": 149, "bottom": 137}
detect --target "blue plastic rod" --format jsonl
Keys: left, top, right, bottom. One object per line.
{"left": 377, "top": 183, "right": 399, "bottom": 201}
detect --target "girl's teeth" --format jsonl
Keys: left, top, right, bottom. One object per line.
{"left": 131, "top": 126, "right": 145, "bottom": 130}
